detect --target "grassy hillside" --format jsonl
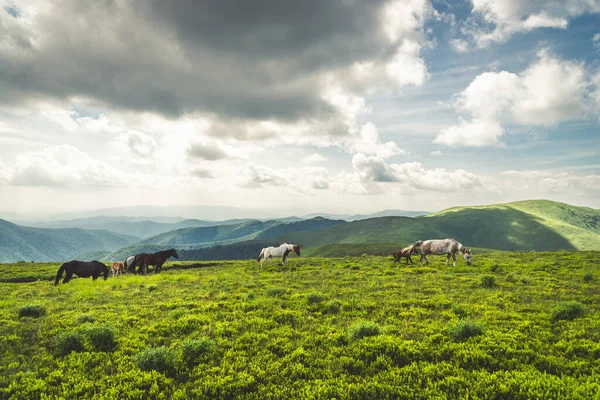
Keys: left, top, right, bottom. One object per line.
{"left": 2, "top": 252, "right": 599, "bottom": 398}
{"left": 0, "top": 219, "right": 140, "bottom": 263}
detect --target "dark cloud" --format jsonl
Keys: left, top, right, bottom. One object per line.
{"left": 0, "top": 0, "right": 415, "bottom": 127}
{"left": 187, "top": 142, "right": 229, "bottom": 161}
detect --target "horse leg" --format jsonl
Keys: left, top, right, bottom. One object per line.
{"left": 63, "top": 271, "right": 73, "bottom": 284}
{"left": 452, "top": 253, "right": 457, "bottom": 267}
{"left": 93, "top": 273, "right": 99, "bottom": 281}
{"left": 407, "top": 255, "right": 413, "bottom": 265}
{"left": 446, "top": 254, "right": 451, "bottom": 266}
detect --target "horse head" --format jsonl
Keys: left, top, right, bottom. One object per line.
{"left": 170, "top": 249, "right": 180, "bottom": 259}
{"left": 462, "top": 248, "right": 472, "bottom": 265}
{"left": 293, "top": 245, "right": 300, "bottom": 257}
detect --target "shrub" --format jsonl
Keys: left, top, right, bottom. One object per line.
{"left": 551, "top": 301, "right": 585, "bottom": 322}
{"left": 85, "top": 324, "right": 117, "bottom": 352}
{"left": 133, "top": 347, "right": 174, "bottom": 373}
{"left": 147, "top": 284, "right": 158, "bottom": 292}
{"left": 307, "top": 292, "right": 325, "bottom": 305}
{"left": 326, "top": 300, "right": 342, "bottom": 314}
{"left": 55, "top": 332, "right": 85, "bottom": 356}
{"left": 348, "top": 322, "right": 381, "bottom": 341}
{"left": 18, "top": 305, "right": 46, "bottom": 318}
{"left": 480, "top": 274, "right": 496, "bottom": 288}
{"left": 76, "top": 314, "right": 95, "bottom": 324}
{"left": 266, "top": 287, "right": 286, "bottom": 297}
{"left": 582, "top": 273, "right": 594, "bottom": 283}
{"left": 447, "top": 320, "right": 484, "bottom": 342}
{"left": 452, "top": 304, "right": 468, "bottom": 319}
{"left": 180, "top": 338, "right": 216, "bottom": 367}
{"left": 490, "top": 264, "right": 502, "bottom": 273}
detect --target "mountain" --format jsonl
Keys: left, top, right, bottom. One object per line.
{"left": 0, "top": 219, "right": 140, "bottom": 263}
{"left": 301, "top": 209, "right": 429, "bottom": 221}
{"left": 172, "top": 200, "right": 600, "bottom": 260}
{"left": 91, "top": 217, "right": 346, "bottom": 260}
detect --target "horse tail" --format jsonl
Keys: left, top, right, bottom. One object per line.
{"left": 54, "top": 263, "right": 66, "bottom": 286}
{"left": 256, "top": 249, "right": 264, "bottom": 263}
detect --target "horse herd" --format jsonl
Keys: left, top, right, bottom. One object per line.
{"left": 53, "top": 238, "right": 472, "bottom": 285}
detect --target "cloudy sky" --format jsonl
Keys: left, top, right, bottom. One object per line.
{"left": 0, "top": 0, "right": 599, "bottom": 217}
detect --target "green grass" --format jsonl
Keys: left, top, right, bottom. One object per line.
{"left": 1, "top": 251, "right": 599, "bottom": 398}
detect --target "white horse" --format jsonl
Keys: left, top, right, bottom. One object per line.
{"left": 256, "top": 243, "right": 300, "bottom": 267}
{"left": 123, "top": 255, "right": 136, "bottom": 273}
{"left": 414, "top": 238, "right": 472, "bottom": 266}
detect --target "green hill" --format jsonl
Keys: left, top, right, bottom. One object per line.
{"left": 0, "top": 219, "right": 140, "bottom": 263}
{"left": 175, "top": 200, "right": 600, "bottom": 260}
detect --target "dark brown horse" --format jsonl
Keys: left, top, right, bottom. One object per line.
{"left": 54, "top": 260, "right": 109, "bottom": 285}
{"left": 131, "top": 249, "right": 179, "bottom": 274}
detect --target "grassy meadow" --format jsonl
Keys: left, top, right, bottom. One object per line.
{"left": 1, "top": 252, "right": 600, "bottom": 399}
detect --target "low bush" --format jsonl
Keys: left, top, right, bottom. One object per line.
{"left": 266, "top": 287, "right": 286, "bottom": 297}
{"left": 480, "top": 275, "right": 496, "bottom": 288}
{"left": 307, "top": 292, "right": 325, "bottom": 305}
{"left": 348, "top": 322, "right": 381, "bottom": 341}
{"left": 452, "top": 304, "right": 468, "bottom": 319}
{"left": 133, "top": 347, "right": 174, "bottom": 373}
{"left": 18, "top": 305, "right": 46, "bottom": 318}
{"left": 55, "top": 332, "right": 85, "bottom": 356}
{"left": 325, "top": 300, "right": 342, "bottom": 314}
{"left": 75, "top": 314, "right": 95, "bottom": 324}
{"left": 180, "top": 338, "right": 216, "bottom": 367}
{"left": 551, "top": 301, "right": 585, "bottom": 322}
{"left": 85, "top": 324, "right": 117, "bottom": 352}
{"left": 447, "top": 320, "right": 484, "bottom": 342}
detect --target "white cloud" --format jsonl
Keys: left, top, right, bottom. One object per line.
{"left": 302, "top": 153, "right": 328, "bottom": 164}
{"left": 461, "top": 0, "right": 599, "bottom": 48}
{"left": 239, "top": 165, "right": 334, "bottom": 193}
{"left": 352, "top": 153, "right": 481, "bottom": 191}
{"left": 436, "top": 118, "right": 505, "bottom": 147}
{"left": 345, "top": 122, "right": 406, "bottom": 159}
{"left": 430, "top": 150, "right": 443, "bottom": 156}
{"left": 9, "top": 145, "right": 131, "bottom": 187}
{"left": 450, "top": 38, "right": 470, "bottom": 53}
{"left": 112, "top": 130, "right": 157, "bottom": 165}
{"left": 437, "top": 51, "right": 592, "bottom": 146}
{"left": 499, "top": 170, "right": 600, "bottom": 196}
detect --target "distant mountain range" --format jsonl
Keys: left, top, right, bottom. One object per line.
{"left": 0, "top": 220, "right": 139, "bottom": 262}
{"left": 1, "top": 200, "right": 598, "bottom": 263}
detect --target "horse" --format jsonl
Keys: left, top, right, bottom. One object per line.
{"left": 256, "top": 243, "right": 300, "bottom": 268}
{"left": 124, "top": 255, "right": 136, "bottom": 273}
{"left": 132, "top": 249, "right": 179, "bottom": 274}
{"left": 54, "top": 260, "right": 109, "bottom": 285}
{"left": 393, "top": 243, "right": 419, "bottom": 265}
{"left": 111, "top": 262, "right": 125, "bottom": 276}
{"left": 413, "top": 239, "right": 472, "bottom": 267}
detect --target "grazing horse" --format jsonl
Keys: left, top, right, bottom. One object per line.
{"left": 393, "top": 244, "right": 419, "bottom": 265}
{"left": 414, "top": 239, "right": 472, "bottom": 267}
{"left": 124, "top": 256, "right": 136, "bottom": 273}
{"left": 256, "top": 243, "right": 300, "bottom": 268}
{"left": 111, "top": 262, "right": 125, "bottom": 276}
{"left": 133, "top": 249, "right": 179, "bottom": 274}
{"left": 54, "top": 260, "right": 109, "bottom": 285}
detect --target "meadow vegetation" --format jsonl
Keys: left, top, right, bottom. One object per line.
{"left": 0, "top": 251, "right": 599, "bottom": 399}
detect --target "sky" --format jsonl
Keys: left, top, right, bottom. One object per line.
{"left": 0, "top": 0, "right": 599, "bottom": 218}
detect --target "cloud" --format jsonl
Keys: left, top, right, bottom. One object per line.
{"left": 499, "top": 170, "right": 600, "bottom": 196}
{"left": 0, "top": 0, "right": 434, "bottom": 144}
{"left": 352, "top": 153, "right": 481, "bottom": 191}
{"left": 345, "top": 122, "right": 406, "bottom": 159}
{"left": 458, "top": 0, "right": 600, "bottom": 49}
{"left": 9, "top": 145, "right": 130, "bottom": 187}
{"left": 430, "top": 150, "right": 443, "bottom": 156}
{"left": 302, "top": 153, "right": 328, "bottom": 164}
{"left": 112, "top": 130, "right": 157, "bottom": 165}
{"left": 437, "top": 51, "right": 592, "bottom": 146}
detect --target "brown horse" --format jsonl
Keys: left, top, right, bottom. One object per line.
{"left": 132, "top": 249, "right": 179, "bottom": 274}
{"left": 111, "top": 262, "right": 125, "bottom": 276}
{"left": 55, "top": 260, "right": 109, "bottom": 285}
{"left": 393, "top": 244, "right": 419, "bottom": 265}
